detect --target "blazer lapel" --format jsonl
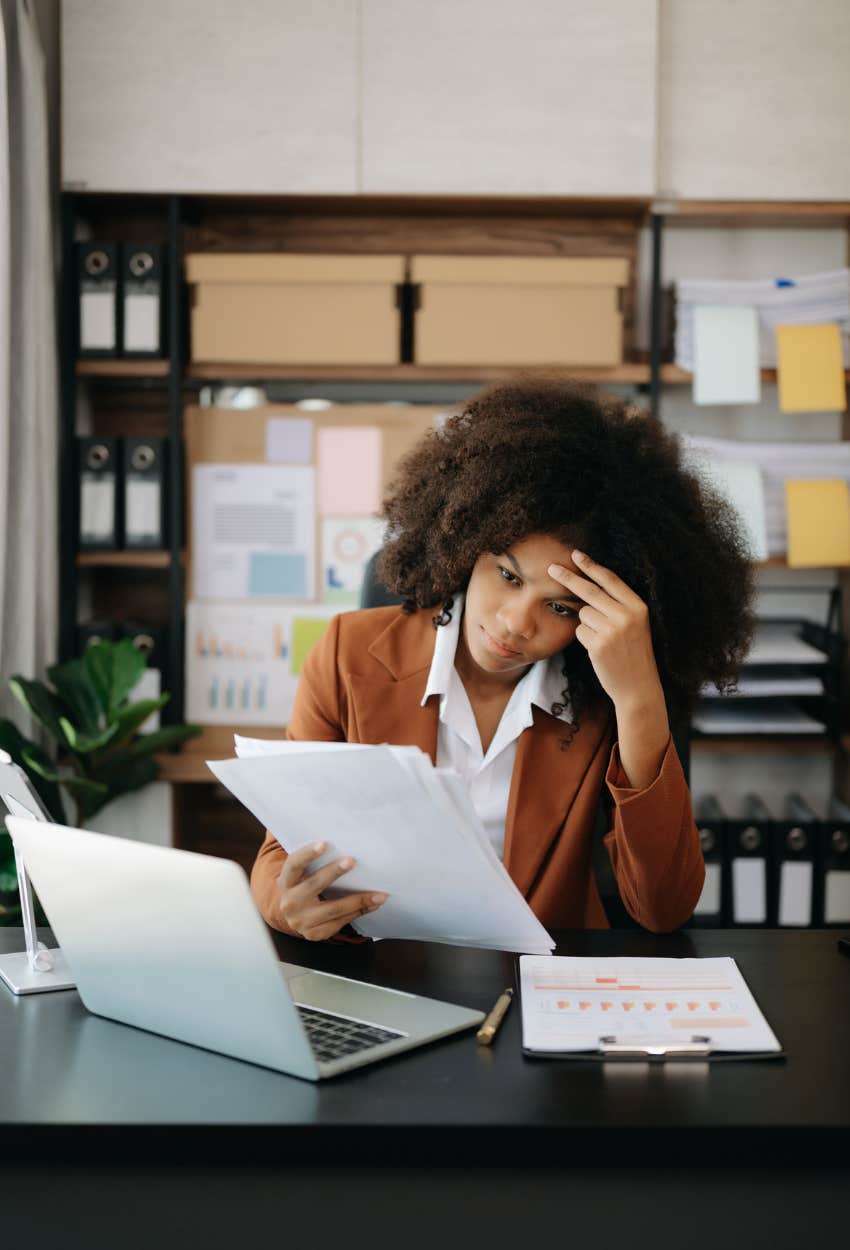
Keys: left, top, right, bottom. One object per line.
{"left": 503, "top": 705, "right": 612, "bottom": 896}
{"left": 345, "top": 607, "right": 440, "bottom": 763}
{"left": 346, "top": 670, "right": 439, "bottom": 763}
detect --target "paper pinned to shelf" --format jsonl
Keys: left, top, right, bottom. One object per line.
{"left": 692, "top": 305, "right": 761, "bottom": 406}
{"left": 785, "top": 479, "right": 850, "bottom": 567}
{"left": 776, "top": 323, "right": 847, "bottom": 413}
{"left": 208, "top": 742, "right": 554, "bottom": 954}
{"left": 698, "top": 459, "right": 768, "bottom": 562}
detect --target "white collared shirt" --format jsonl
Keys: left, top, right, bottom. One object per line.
{"left": 420, "top": 593, "right": 572, "bottom": 860}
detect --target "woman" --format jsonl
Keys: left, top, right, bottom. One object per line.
{"left": 251, "top": 378, "right": 754, "bottom": 939}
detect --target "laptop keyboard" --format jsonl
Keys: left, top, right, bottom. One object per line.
{"left": 296, "top": 1004, "right": 404, "bottom": 1063}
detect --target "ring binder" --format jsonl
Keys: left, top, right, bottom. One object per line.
{"left": 77, "top": 241, "right": 119, "bottom": 357}
{"left": 121, "top": 242, "right": 164, "bottom": 358}
{"left": 729, "top": 794, "right": 772, "bottom": 926}
{"left": 691, "top": 795, "right": 728, "bottom": 926}
{"left": 78, "top": 436, "right": 120, "bottom": 550}
{"left": 821, "top": 797, "right": 850, "bottom": 925}
{"left": 775, "top": 794, "right": 819, "bottom": 926}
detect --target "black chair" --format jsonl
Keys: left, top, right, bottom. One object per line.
{"left": 360, "top": 550, "right": 404, "bottom": 610}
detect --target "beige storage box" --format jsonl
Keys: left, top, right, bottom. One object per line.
{"left": 411, "top": 256, "right": 629, "bottom": 367}
{"left": 186, "top": 254, "right": 406, "bottom": 365}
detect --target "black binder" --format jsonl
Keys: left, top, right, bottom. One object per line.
{"left": 118, "top": 621, "right": 166, "bottom": 672}
{"left": 121, "top": 243, "right": 164, "bottom": 358}
{"left": 690, "top": 795, "right": 728, "bottom": 927}
{"left": 728, "top": 794, "right": 772, "bottom": 926}
{"left": 78, "top": 437, "right": 120, "bottom": 550}
{"left": 774, "top": 794, "right": 819, "bottom": 927}
{"left": 122, "top": 438, "right": 165, "bottom": 549}
{"left": 820, "top": 797, "right": 850, "bottom": 926}
{"left": 77, "top": 242, "right": 119, "bottom": 358}
{"left": 76, "top": 621, "right": 116, "bottom": 653}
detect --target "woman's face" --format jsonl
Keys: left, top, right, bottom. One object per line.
{"left": 460, "top": 533, "right": 584, "bottom": 680}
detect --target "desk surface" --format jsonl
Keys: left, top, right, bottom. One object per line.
{"left": 2, "top": 926, "right": 849, "bottom": 1165}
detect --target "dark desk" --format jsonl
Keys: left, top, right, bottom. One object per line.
{"left": 3, "top": 926, "right": 850, "bottom": 1247}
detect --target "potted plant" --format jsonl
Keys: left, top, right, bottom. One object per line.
{"left": 0, "top": 639, "right": 201, "bottom": 923}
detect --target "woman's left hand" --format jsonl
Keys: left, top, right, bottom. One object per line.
{"left": 548, "top": 549, "right": 664, "bottom": 715}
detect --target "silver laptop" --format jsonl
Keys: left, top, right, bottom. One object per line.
{"left": 6, "top": 816, "right": 484, "bottom": 1080}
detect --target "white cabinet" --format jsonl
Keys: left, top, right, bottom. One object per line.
{"left": 62, "top": 0, "right": 359, "bottom": 194}
{"left": 658, "top": 0, "right": 850, "bottom": 200}
{"left": 360, "top": 0, "right": 658, "bottom": 195}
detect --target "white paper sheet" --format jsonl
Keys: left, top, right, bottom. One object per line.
{"left": 321, "top": 517, "right": 386, "bottom": 605}
{"left": 697, "top": 460, "right": 768, "bottom": 562}
{"left": 693, "top": 305, "right": 761, "bottom": 405}
{"left": 192, "top": 464, "right": 315, "bottom": 600}
{"left": 519, "top": 956, "right": 781, "bottom": 1054}
{"left": 208, "top": 744, "right": 554, "bottom": 954}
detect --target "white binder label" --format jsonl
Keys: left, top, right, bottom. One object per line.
{"left": 124, "top": 293, "right": 160, "bottom": 352}
{"left": 732, "top": 858, "right": 766, "bottom": 924}
{"left": 778, "top": 861, "right": 812, "bottom": 926}
{"left": 825, "top": 870, "right": 850, "bottom": 923}
{"left": 80, "top": 290, "right": 116, "bottom": 350}
{"left": 693, "top": 862, "right": 721, "bottom": 915}
{"left": 126, "top": 479, "right": 161, "bottom": 542}
{"left": 80, "top": 478, "right": 115, "bottom": 541}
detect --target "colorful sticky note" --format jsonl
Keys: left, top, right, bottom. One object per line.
{"left": 291, "top": 616, "right": 333, "bottom": 675}
{"left": 693, "top": 305, "right": 761, "bottom": 405}
{"left": 785, "top": 479, "right": 850, "bottom": 567}
{"left": 776, "top": 323, "right": 847, "bottom": 413}
{"left": 265, "top": 417, "right": 313, "bottom": 464}
{"left": 317, "top": 426, "right": 382, "bottom": 516}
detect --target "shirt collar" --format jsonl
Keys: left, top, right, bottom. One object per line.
{"left": 420, "top": 591, "right": 572, "bottom": 723}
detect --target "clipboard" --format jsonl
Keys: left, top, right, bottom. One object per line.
{"left": 518, "top": 955, "right": 785, "bottom": 1062}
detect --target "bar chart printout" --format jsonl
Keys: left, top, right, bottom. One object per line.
{"left": 519, "top": 957, "right": 782, "bottom": 1055}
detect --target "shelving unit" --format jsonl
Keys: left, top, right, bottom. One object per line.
{"left": 58, "top": 190, "right": 850, "bottom": 852}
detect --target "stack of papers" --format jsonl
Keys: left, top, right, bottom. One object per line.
{"left": 682, "top": 434, "right": 850, "bottom": 557}
{"left": 208, "top": 738, "right": 555, "bottom": 954}
{"left": 744, "top": 622, "right": 828, "bottom": 666}
{"left": 675, "top": 268, "right": 850, "bottom": 370}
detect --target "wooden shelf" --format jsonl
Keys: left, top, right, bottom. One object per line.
{"left": 660, "top": 364, "right": 850, "bottom": 385}
{"left": 76, "top": 550, "right": 172, "bottom": 569}
{"left": 187, "top": 362, "right": 653, "bottom": 384}
{"left": 155, "top": 725, "right": 288, "bottom": 784}
{"left": 77, "top": 359, "right": 169, "bottom": 378}
{"left": 656, "top": 199, "right": 850, "bottom": 228}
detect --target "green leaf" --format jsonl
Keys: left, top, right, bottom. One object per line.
{"left": 59, "top": 716, "right": 120, "bottom": 754}
{"left": 126, "top": 723, "right": 202, "bottom": 759}
{"left": 0, "top": 719, "right": 65, "bottom": 821}
{"left": 84, "top": 640, "right": 146, "bottom": 719}
{"left": 8, "top": 677, "right": 68, "bottom": 744}
{"left": 47, "top": 657, "right": 103, "bottom": 736}
{"left": 109, "top": 695, "right": 171, "bottom": 745}
{"left": 0, "top": 829, "right": 17, "bottom": 893}
{"left": 19, "top": 749, "right": 106, "bottom": 802}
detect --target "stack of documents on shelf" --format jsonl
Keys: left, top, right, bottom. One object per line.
{"left": 675, "top": 268, "right": 850, "bottom": 370}
{"left": 700, "top": 672, "right": 824, "bottom": 698}
{"left": 519, "top": 956, "right": 782, "bottom": 1059}
{"left": 208, "top": 738, "right": 555, "bottom": 954}
{"left": 691, "top": 701, "right": 825, "bottom": 735}
{"left": 744, "top": 621, "right": 829, "bottom": 666}
{"left": 682, "top": 434, "right": 850, "bottom": 558}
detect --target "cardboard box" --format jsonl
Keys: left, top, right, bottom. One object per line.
{"left": 411, "top": 256, "right": 630, "bottom": 367}
{"left": 186, "top": 254, "right": 406, "bottom": 365}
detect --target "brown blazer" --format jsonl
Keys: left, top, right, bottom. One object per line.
{"left": 250, "top": 606, "right": 705, "bottom": 935}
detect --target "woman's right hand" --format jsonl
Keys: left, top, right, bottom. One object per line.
{"left": 276, "top": 841, "right": 388, "bottom": 941}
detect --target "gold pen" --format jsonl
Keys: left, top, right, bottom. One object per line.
{"left": 476, "top": 987, "right": 514, "bottom": 1046}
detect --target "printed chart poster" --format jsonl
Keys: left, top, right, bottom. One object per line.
{"left": 185, "top": 600, "right": 339, "bottom": 726}
{"left": 321, "top": 517, "right": 386, "bottom": 606}
{"left": 192, "top": 464, "right": 316, "bottom": 600}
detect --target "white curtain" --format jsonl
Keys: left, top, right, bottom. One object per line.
{"left": 0, "top": 0, "right": 57, "bottom": 727}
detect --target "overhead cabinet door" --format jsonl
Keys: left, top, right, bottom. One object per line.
{"left": 62, "top": 0, "right": 359, "bottom": 193}
{"left": 360, "top": 0, "right": 658, "bottom": 196}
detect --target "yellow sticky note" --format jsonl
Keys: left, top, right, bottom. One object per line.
{"left": 785, "top": 479, "right": 850, "bottom": 566}
{"left": 776, "top": 323, "right": 847, "bottom": 413}
{"left": 291, "top": 617, "right": 333, "bottom": 675}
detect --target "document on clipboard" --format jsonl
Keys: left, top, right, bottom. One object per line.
{"left": 519, "top": 956, "right": 783, "bottom": 1061}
